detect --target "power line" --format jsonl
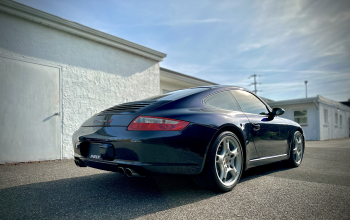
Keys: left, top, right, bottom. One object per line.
{"left": 300, "top": 78, "right": 350, "bottom": 86}
{"left": 248, "top": 74, "right": 262, "bottom": 94}
{"left": 320, "top": 91, "right": 350, "bottom": 96}
{"left": 260, "top": 78, "right": 350, "bottom": 92}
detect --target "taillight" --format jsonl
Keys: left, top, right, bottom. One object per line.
{"left": 127, "top": 116, "right": 190, "bottom": 131}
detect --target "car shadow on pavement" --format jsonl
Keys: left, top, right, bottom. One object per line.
{"left": 0, "top": 162, "right": 294, "bottom": 219}
{"left": 240, "top": 161, "right": 291, "bottom": 183}
{"left": 0, "top": 172, "right": 220, "bottom": 219}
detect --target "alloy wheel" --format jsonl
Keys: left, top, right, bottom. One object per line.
{"left": 215, "top": 136, "right": 242, "bottom": 187}
{"left": 293, "top": 132, "right": 303, "bottom": 164}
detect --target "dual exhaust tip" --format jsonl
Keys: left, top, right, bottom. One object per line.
{"left": 74, "top": 159, "right": 141, "bottom": 177}
{"left": 74, "top": 159, "right": 86, "bottom": 167}
{"left": 118, "top": 167, "right": 142, "bottom": 177}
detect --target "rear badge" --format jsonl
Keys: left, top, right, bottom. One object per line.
{"left": 90, "top": 155, "right": 100, "bottom": 159}
{"left": 94, "top": 119, "right": 113, "bottom": 123}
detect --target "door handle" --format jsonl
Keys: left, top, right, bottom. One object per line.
{"left": 252, "top": 123, "right": 260, "bottom": 131}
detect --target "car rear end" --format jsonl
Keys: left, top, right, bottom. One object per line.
{"left": 72, "top": 88, "right": 217, "bottom": 176}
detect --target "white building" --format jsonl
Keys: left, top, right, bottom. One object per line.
{"left": 0, "top": 0, "right": 218, "bottom": 164}
{"left": 266, "top": 96, "right": 350, "bottom": 141}
{"left": 0, "top": 0, "right": 166, "bottom": 164}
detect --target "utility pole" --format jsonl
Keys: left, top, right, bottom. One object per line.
{"left": 305, "top": 81, "right": 308, "bottom": 98}
{"left": 249, "top": 74, "right": 261, "bottom": 94}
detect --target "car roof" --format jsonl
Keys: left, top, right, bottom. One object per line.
{"left": 197, "top": 85, "right": 249, "bottom": 91}
{"left": 196, "top": 85, "right": 272, "bottom": 111}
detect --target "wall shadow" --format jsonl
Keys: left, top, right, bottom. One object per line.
{"left": 0, "top": 173, "right": 219, "bottom": 219}
{"left": 42, "top": 114, "right": 56, "bottom": 122}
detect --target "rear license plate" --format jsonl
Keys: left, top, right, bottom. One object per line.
{"left": 88, "top": 143, "right": 102, "bottom": 159}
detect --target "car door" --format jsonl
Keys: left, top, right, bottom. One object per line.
{"left": 231, "top": 90, "right": 289, "bottom": 158}
{"left": 203, "top": 90, "right": 259, "bottom": 160}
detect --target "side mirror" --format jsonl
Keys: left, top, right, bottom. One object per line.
{"left": 271, "top": 107, "right": 285, "bottom": 116}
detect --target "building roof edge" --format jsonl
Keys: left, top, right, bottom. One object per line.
{"left": 268, "top": 95, "right": 350, "bottom": 111}
{"left": 160, "top": 67, "right": 218, "bottom": 86}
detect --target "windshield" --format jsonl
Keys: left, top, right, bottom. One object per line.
{"left": 141, "top": 87, "right": 209, "bottom": 101}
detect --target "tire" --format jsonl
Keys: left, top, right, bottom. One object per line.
{"left": 193, "top": 131, "right": 244, "bottom": 192}
{"left": 287, "top": 131, "right": 304, "bottom": 167}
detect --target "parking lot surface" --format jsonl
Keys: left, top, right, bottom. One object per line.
{"left": 1, "top": 138, "right": 350, "bottom": 219}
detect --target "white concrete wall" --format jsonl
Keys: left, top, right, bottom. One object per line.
{"left": 0, "top": 12, "right": 160, "bottom": 159}
{"left": 319, "top": 102, "right": 350, "bottom": 140}
{"left": 269, "top": 103, "right": 319, "bottom": 141}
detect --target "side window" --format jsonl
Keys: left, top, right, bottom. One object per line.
{"left": 204, "top": 91, "right": 240, "bottom": 111}
{"left": 324, "top": 109, "right": 328, "bottom": 124}
{"left": 335, "top": 112, "right": 338, "bottom": 126}
{"left": 231, "top": 90, "right": 269, "bottom": 115}
{"left": 294, "top": 110, "right": 307, "bottom": 125}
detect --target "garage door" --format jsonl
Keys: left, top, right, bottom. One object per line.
{"left": 0, "top": 56, "right": 60, "bottom": 164}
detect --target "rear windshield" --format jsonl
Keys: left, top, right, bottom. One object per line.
{"left": 141, "top": 87, "right": 209, "bottom": 101}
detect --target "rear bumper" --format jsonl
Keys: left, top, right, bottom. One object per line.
{"left": 74, "top": 156, "right": 201, "bottom": 175}
{"left": 72, "top": 123, "right": 217, "bottom": 175}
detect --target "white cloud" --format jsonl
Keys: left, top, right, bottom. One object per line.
{"left": 156, "top": 19, "right": 224, "bottom": 26}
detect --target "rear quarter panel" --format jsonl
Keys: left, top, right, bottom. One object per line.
{"left": 144, "top": 90, "right": 260, "bottom": 164}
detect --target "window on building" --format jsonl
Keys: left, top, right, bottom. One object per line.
{"left": 335, "top": 113, "right": 338, "bottom": 126}
{"left": 324, "top": 109, "right": 328, "bottom": 124}
{"left": 340, "top": 115, "right": 343, "bottom": 127}
{"left": 204, "top": 91, "right": 240, "bottom": 111}
{"left": 294, "top": 110, "right": 307, "bottom": 125}
{"left": 230, "top": 90, "right": 269, "bottom": 115}
{"left": 162, "top": 89, "right": 171, "bottom": 94}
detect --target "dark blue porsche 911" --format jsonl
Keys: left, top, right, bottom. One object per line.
{"left": 72, "top": 85, "right": 304, "bottom": 191}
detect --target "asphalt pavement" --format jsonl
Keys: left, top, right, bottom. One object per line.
{"left": 1, "top": 138, "right": 350, "bottom": 219}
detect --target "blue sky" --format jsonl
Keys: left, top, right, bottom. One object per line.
{"left": 16, "top": 0, "right": 350, "bottom": 101}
